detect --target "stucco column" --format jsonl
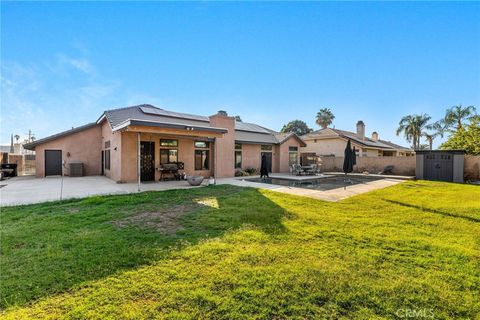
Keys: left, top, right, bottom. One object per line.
{"left": 209, "top": 112, "right": 235, "bottom": 178}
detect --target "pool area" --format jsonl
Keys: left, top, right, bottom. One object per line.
{"left": 245, "top": 175, "right": 386, "bottom": 191}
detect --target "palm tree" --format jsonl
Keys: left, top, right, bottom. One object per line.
{"left": 396, "top": 113, "right": 431, "bottom": 149}
{"left": 443, "top": 104, "right": 476, "bottom": 130}
{"left": 423, "top": 121, "right": 445, "bottom": 150}
{"left": 316, "top": 108, "right": 335, "bottom": 129}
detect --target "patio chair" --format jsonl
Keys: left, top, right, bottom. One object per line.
{"left": 306, "top": 164, "right": 317, "bottom": 175}
{"left": 292, "top": 164, "right": 304, "bottom": 176}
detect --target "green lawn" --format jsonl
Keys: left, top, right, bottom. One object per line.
{"left": 1, "top": 181, "right": 479, "bottom": 319}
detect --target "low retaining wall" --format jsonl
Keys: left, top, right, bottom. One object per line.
{"left": 318, "top": 156, "right": 416, "bottom": 176}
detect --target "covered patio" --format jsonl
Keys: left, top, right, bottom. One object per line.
{"left": 108, "top": 118, "right": 231, "bottom": 188}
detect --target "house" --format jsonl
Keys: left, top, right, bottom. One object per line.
{"left": 300, "top": 120, "right": 414, "bottom": 161}
{"left": 24, "top": 104, "right": 306, "bottom": 182}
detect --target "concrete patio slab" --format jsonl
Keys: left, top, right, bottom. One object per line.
{"left": 1, "top": 173, "right": 408, "bottom": 207}
{"left": 216, "top": 174, "right": 406, "bottom": 202}
{"left": 0, "top": 176, "right": 203, "bottom": 207}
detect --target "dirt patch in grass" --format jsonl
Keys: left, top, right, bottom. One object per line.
{"left": 112, "top": 205, "right": 195, "bottom": 234}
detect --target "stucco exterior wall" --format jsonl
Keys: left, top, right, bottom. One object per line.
{"left": 301, "top": 138, "right": 347, "bottom": 157}
{"left": 278, "top": 136, "right": 302, "bottom": 173}
{"left": 118, "top": 132, "right": 215, "bottom": 183}
{"left": 318, "top": 156, "right": 416, "bottom": 176}
{"left": 240, "top": 144, "right": 261, "bottom": 170}
{"left": 34, "top": 125, "right": 102, "bottom": 177}
{"left": 101, "top": 121, "right": 122, "bottom": 182}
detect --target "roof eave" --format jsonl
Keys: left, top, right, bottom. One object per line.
{"left": 113, "top": 119, "right": 228, "bottom": 134}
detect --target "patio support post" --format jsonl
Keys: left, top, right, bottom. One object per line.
{"left": 137, "top": 132, "right": 141, "bottom": 192}
{"left": 213, "top": 137, "right": 217, "bottom": 183}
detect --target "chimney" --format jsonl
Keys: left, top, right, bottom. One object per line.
{"left": 356, "top": 121, "right": 365, "bottom": 140}
{"left": 371, "top": 131, "right": 378, "bottom": 141}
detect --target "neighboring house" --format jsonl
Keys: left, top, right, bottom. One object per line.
{"left": 24, "top": 104, "right": 306, "bottom": 182}
{"left": 300, "top": 120, "right": 414, "bottom": 160}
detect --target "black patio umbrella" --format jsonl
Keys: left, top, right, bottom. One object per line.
{"left": 343, "top": 140, "right": 354, "bottom": 189}
{"left": 260, "top": 154, "right": 269, "bottom": 179}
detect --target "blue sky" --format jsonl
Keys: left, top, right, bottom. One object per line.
{"left": 1, "top": 2, "right": 479, "bottom": 147}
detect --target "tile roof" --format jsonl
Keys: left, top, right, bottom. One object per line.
{"left": 102, "top": 104, "right": 303, "bottom": 144}
{"left": 27, "top": 104, "right": 307, "bottom": 148}
{"left": 23, "top": 123, "right": 98, "bottom": 150}
{"left": 302, "top": 128, "right": 411, "bottom": 150}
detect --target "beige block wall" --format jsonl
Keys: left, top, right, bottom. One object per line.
{"left": 34, "top": 125, "right": 102, "bottom": 177}
{"left": 318, "top": 156, "right": 416, "bottom": 176}
{"left": 464, "top": 155, "right": 480, "bottom": 180}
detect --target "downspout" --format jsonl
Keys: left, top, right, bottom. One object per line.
{"left": 137, "top": 132, "right": 141, "bottom": 192}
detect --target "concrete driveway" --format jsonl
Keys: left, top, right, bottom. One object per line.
{"left": 0, "top": 176, "right": 199, "bottom": 207}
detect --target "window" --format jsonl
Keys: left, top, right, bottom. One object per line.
{"left": 235, "top": 151, "right": 242, "bottom": 168}
{"left": 234, "top": 143, "right": 242, "bottom": 169}
{"left": 160, "top": 139, "right": 178, "bottom": 147}
{"left": 105, "top": 149, "right": 111, "bottom": 170}
{"left": 261, "top": 145, "right": 272, "bottom": 151}
{"left": 195, "top": 150, "right": 209, "bottom": 170}
{"left": 288, "top": 146, "right": 298, "bottom": 166}
{"left": 194, "top": 141, "right": 209, "bottom": 148}
{"left": 105, "top": 140, "right": 110, "bottom": 149}
{"left": 160, "top": 149, "right": 178, "bottom": 164}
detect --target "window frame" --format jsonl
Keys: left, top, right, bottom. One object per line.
{"left": 160, "top": 149, "right": 178, "bottom": 164}
{"left": 235, "top": 150, "right": 242, "bottom": 169}
{"left": 194, "top": 149, "right": 209, "bottom": 170}
{"left": 105, "top": 149, "right": 111, "bottom": 170}
{"left": 160, "top": 139, "right": 178, "bottom": 147}
{"left": 194, "top": 141, "right": 210, "bottom": 149}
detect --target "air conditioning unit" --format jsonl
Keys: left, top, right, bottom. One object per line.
{"left": 69, "top": 162, "right": 83, "bottom": 177}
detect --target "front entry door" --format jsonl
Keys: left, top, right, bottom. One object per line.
{"left": 140, "top": 142, "right": 155, "bottom": 181}
{"left": 261, "top": 152, "right": 272, "bottom": 173}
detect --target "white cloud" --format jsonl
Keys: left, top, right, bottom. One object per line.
{"left": 0, "top": 47, "right": 162, "bottom": 145}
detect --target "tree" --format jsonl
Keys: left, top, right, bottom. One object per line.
{"left": 280, "top": 120, "right": 312, "bottom": 136}
{"left": 442, "top": 104, "right": 476, "bottom": 131}
{"left": 315, "top": 108, "right": 335, "bottom": 129}
{"left": 14, "top": 134, "right": 20, "bottom": 143}
{"left": 396, "top": 113, "right": 431, "bottom": 149}
{"left": 423, "top": 121, "right": 445, "bottom": 150}
{"left": 440, "top": 116, "right": 480, "bottom": 155}
{"left": 234, "top": 115, "right": 242, "bottom": 122}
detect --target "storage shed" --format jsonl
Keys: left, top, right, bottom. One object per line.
{"left": 415, "top": 150, "right": 465, "bottom": 183}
